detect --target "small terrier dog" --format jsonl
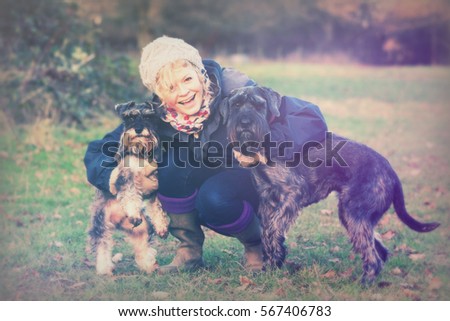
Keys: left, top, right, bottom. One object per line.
{"left": 88, "top": 101, "right": 169, "bottom": 275}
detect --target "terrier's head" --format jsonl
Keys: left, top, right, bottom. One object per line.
{"left": 115, "top": 101, "right": 160, "bottom": 158}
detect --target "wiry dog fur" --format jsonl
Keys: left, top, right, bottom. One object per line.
{"left": 88, "top": 101, "right": 169, "bottom": 275}
{"left": 224, "top": 86, "right": 440, "bottom": 284}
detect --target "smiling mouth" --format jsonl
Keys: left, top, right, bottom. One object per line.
{"left": 179, "top": 94, "right": 195, "bottom": 105}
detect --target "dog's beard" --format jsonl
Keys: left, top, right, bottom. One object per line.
{"left": 120, "top": 130, "right": 158, "bottom": 158}
{"left": 230, "top": 120, "right": 270, "bottom": 145}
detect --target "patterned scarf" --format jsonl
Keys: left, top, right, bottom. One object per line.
{"left": 161, "top": 96, "right": 212, "bottom": 136}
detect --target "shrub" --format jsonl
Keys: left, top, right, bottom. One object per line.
{"left": 0, "top": 0, "right": 145, "bottom": 127}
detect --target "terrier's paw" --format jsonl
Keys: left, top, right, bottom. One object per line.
{"left": 96, "top": 261, "right": 115, "bottom": 276}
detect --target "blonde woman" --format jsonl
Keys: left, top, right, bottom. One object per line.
{"left": 84, "top": 36, "right": 328, "bottom": 274}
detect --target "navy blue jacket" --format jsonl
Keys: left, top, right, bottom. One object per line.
{"left": 84, "top": 59, "right": 328, "bottom": 192}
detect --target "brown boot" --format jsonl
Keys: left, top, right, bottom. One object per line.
{"left": 158, "top": 211, "right": 205, "bottom": 274}
{"left": 233, "top": 216, "right": 264, "bottom": 272}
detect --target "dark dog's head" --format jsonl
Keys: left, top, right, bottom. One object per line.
{"left": 222, "top": 86, "right": 281, "bottom": 144}
{"left": 115, "top": 101, "right": 160, "bottom": 158}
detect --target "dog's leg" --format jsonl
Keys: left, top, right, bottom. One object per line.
{"left": 374, "top": 233, "right": 389, "bottom": 263}
{"left": 127, "top": 220, "right": 158, "bottom": 274}
{"left": 347, "top": 219, "right": 383, "bottom": 285}
{"left": 259, "top": 189, "right": 302, "bottom": 269}
{"left": 145, "top": 196, "right": 169, "bottom": 238}
{"left": 95, "top": 229, "right": 115, "bottom": 276}
{"left": 339, "top": 196, "right": 386, "bottom": 284}
{"left": 89, "top": 194, "right": 115, "bottom": 275}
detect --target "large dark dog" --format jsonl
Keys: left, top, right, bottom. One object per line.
{"left": 223, "top": 86, "right": 440, "bottom": 284}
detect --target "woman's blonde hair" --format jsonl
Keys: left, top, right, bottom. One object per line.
{"left": 155, "top": 59, "right": 213, "bottom": 108}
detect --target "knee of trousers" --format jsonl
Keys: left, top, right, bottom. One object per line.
{"left": 195, "top": 181, "right": 245, "bottom": 226}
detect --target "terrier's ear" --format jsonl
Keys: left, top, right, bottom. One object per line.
{"left": 261, "top": 87, "right": 281, "bottom": 118}
{"left": 109, "top": 167, "right": 121, "bottom": 195}
{"left": 114, "top": 101, "right": 135, "bottom": 116}
{"left": 219, "top": 96, "right": 230, "bottom": 125}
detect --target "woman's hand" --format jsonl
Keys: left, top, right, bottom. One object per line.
{"left": 135, "top": 161, "right": 159, "bottom": 195}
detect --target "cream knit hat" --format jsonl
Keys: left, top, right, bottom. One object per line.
{"left": 139, "top": 36, "right": 205, "bottom": 92}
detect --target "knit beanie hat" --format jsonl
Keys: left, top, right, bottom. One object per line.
{"left": 139, "top": 36, "right": 205, "bottom": 92}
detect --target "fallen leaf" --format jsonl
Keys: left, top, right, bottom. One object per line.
{"left": 320, "top": 209, "right": 333, "bottom": 215}
{"left": 394, "top": 244, "right": 415, "bottom": 254}
{"left": 409, "top": 253, "right": 426, "bottom": 261}
{"left": 391, "top": 267, "right": 403, "bottom": 276}
{"left": 277, "top": 277, "right": 292, "bottom": 286}
{"left": 53, "top": 254, "right": 64, "bottom": 262}
{"left": 52, "top": 241, "right": 64, "bottom": 248}
{"left": 381, "top": 230, "right": 396, "bottom": 241}
{"left": 340, "top": 267, "right": 353, "bottom": 278}
{"left": 35, "top": 171, "right": 44, "bottom": 179}
{"left": 379, "top": 214, "right": 392, "bottom": 227}
{"left": 321, "top": 270, "right": 337, "bottom": 279}
{"left": 207, "top": 278, "right": 224, "bottom": 285}
{"left": 275, "top": 287, "right": 286, "bottom": 297}
{"left": 70, "top": 187, "right": 81, "bottom": 195}
{"left": 428, "top": 277, "right": 442, "bottom": 291}
{"left": 236, "top": 276, "right": 255, "bottom": 291}
{"left": 151, "top": 291, "right": 170, "bottom": 300}
{"left": 403, "top": 289, "right": 420, "bottom": 300}
{"left": 330, "top": 246, "right": 340, "bottom": 253}
{"left": 289, "top": 241, "right": 298, "bottom": 248}
{"left": 239, "top": 275, "right": 255, "bottom": 286}
{"left": 112, "top": 253, "right": 123, "bottom": 263}
{"left": 68, "top": 282, "right": 86, "bottom": 290}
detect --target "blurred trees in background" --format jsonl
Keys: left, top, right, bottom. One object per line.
{"left": 1, "top": 0, "right": 450, "bottom": 125}
{"left": 81, "top": 0, "right": 450, "bottom": 65}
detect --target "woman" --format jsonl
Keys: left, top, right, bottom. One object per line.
{"left": 84, "top": 36, "right": 328, "bottom": 274}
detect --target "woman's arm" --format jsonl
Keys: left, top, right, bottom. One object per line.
{"left": 83, "top": 124, "right": 123, "bottom": 192}
{"left": 269, "top": 96, "right": 328, "bottom": 159}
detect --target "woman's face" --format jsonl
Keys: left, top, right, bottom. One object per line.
{"left": 159, "top": 64, "right": 204, "bottom": 116}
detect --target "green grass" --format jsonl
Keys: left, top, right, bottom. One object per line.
{"left": 1, "top": 62, "right": 449, "bottom": 300}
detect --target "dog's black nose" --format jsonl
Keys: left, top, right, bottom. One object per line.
{"left": 130, "top": 217, "right": 143, "bottom": 227}
{"left": 135, "top": 126, "right": 143, "bottom": 134}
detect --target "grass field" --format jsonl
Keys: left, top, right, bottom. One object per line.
{"left": 0, "top": 62, "right": 449, "bottom": 300}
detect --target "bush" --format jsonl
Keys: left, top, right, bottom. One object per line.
{"left": 0, "top": 0, "right": 145, "bottom": 127}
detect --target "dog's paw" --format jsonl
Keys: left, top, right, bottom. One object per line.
{"left": 152, "top": 210, "right": 169, "bottom": 238}
{"left": 135, "top": 247, "right": 158, "bottom": 274}
{"left": 146, "top": 199, "right": 170, "bottom": 239}
{"left": 154, "top": 223, "right": 169, "bottom": 239}
{"left": 96, "top": 262, "right": 114, "bottom": 276}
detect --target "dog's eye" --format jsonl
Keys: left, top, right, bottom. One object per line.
{"left": 255, "top": 102, "right": 265, "bottom": 110}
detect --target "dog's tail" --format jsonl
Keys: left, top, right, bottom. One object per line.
{"left": 393, "top": 178, "right": 440, "bottom": 232}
